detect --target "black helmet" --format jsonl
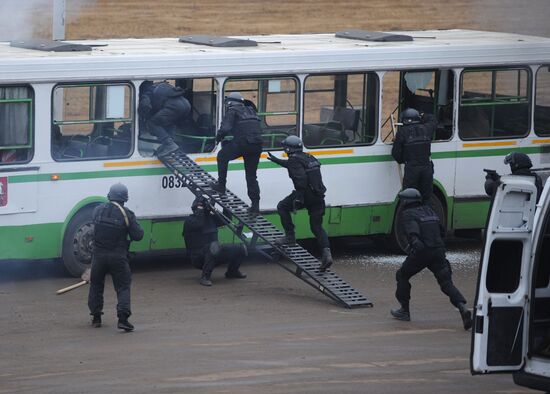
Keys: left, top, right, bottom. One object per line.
{"left": 400, "top": 108, "right": 421, "bottom": 125}
{"left": 107, "top": 183, "right": 128, "bottom": 203}
{"left": 225, "top": 92, "right": 245, "bottom": 107}
{"left": 281, "top": 135, "right": 303, "bottom": 154}
{"left": 191, "top": 195, "right": 208, "bottom": 212}
{"left": 398, "top": 188, "right": 422, "bottom": 205}
{"left": 504, "top": 152, "right": 532, "bottom": 172}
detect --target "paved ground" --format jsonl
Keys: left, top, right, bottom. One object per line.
{"left": 0, "top": 238, "right": 532, "bottom": 393}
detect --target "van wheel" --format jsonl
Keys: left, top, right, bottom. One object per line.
{"left": 62, "top": 206, "right": 97, "bottom": 277}
{"left": 387, "top": 194, "right": 446, "bottom": 254}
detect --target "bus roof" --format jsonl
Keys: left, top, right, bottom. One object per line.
{"left": 1, "top": 29, "right": 549, "bottom": 82}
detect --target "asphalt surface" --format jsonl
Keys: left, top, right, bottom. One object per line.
{"left": 0, "top": 238, "right": 533, "bottom": 393}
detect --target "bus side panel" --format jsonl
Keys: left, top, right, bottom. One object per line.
{"left": 452, "top": 199, "right": 491, "bottom": 229}
{"left": 0, "top": 223, "right": 61, "bottom": 259}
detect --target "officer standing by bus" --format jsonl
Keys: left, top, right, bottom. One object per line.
{"left": 138, "top": 81, "right": 191, "bottom": 157}
{"left": 88, "top": 183, "right": 144, "bottom": 332}
{"left": 183, "top": 195, "right": 247, "bottom": 286}
{"left": 211, "top": 92, "right": 263, "bottom": 215}
{"left": 484, "top": 152, "right": 543, "bottom": 201}
{"left": 390, "top": 188, "right": 472, "bottom": 330}
{"left": 267, "top": 135, "right": 333, "bottom": 272}
{"left": 391, "top": 108, "right": 437, "bottom": 203}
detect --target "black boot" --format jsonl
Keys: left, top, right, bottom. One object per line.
{"left": 225, "top": 270, "right": 247, "bottom": 279}
{"left": 156, "top": 138, "right": 179, "bottom": 157}
{"left": 275, "top": 232, "right": 296, "bottom": 245}
{"left": 458, "top": 303, "right": 472, "bottom": 331}
{"left": 117, "top": 317, "right": 134, "bottom": 332}
{"left": 248, "top": 200, "right": 260, "bottom": 216}
{"left": 390, "top": 306, "right": 410, "bottom": 321}
{"left": 200, "top": 273, "right": 212, "bottom": 286}
{"left": 91, "top": 313, "right": 102, "bottom": 328}
{"left": 211, "top": 182, "right": 226, "bottom": 194}
{"left": 319, "top": 248, "right": 333, "bottom": 272}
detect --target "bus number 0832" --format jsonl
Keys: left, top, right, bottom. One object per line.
{"left": 161, "top": 175, "right": 186, "bottom": 189}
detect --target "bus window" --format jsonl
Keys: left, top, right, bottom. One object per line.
{"left": 459, "top": 68, "right": 530, "bottom": 140}
{"left": 52, "top": 83, "right": 133, "bottom": 161}
{"left": 535, "top": 66, "right": 550, "bottom": 136}
{"left": 382, "top": 70, "right": 454, "bottom": 144}
{"left": 303, "top": 73, "right": 378, "bottom": 148}
{"left": 224, "top": 77, "right": 298, "bottom": 150}
{"left": 0, "top": 86, "right": 33, "bottom": 165}
{"left": 137, "top": 78, "right": 218, "bottom": 155}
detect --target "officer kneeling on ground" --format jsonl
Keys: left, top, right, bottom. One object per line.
{"left": 484, "top": 152, "right": 543, "bottom": 201}
{"left": 267, "top": 135, "right": 333, "bottom": 272}
{"left": 391, "top": 188, "right": 472, "bottom": 330}
{"left": 88, "top": 183, "right": 144, "bottom": 332}
{"left": 183, "top": 195, "right": 247, "bottom": 286}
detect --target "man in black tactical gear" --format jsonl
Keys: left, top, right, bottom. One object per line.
{"left": 391, "top": 188, "right": 472, "bottom": 330}
{"left": 484, "top": 152, "right": 543, "bottom": 202}
{"left": 88, "top": 183, "right": 144, "bottom": 332}
{"left": 267, "top": 135, "right": 333, "bottom": 272}
{"left": 138, "top": 81, "right": 191, "bottom": 157}
{"left": 211, "top": 92, "right": 263, "bottom": 215}
{"left": 183, "top": 195, "right": 247, "bottom": 286}
{"left": 391, "top": 108, "right": 437, "bottom": 203}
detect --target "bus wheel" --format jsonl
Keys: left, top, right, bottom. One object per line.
{"left": 387, "top": 194, "right": 446, "bottom": 254}
{"left": 62, "top": 206, "right": 96, "bottom": 277}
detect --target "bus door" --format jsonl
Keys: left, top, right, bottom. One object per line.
{"left": 471, "top": 176, "right": 537, "bottom": 374}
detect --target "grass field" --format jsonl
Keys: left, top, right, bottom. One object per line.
{"left": 1, "top": 0, "right": 549, "bottom": 40}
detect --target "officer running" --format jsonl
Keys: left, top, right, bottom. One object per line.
{"left": 138, "top": 81, "right": 191, "bottom": 157}
{"left": 391, "top": 108, "right": 437, "bottom": 203}
{"left": 211, "top": 92, "right": 263, "bottom": 215}
{"left": 390, "top": 188, "right": 472, "bottom": 330}
{"left": 88, "top": 183, "right": 144, "bottom": 332}
{"left": 183, "top": 195, "right": 247, "bottom": 286}
{"left": 484, "top": 152, "right": 543, "bottom": 201}
{"left": 267, "top": 135, "right": 333, "bottom": 272}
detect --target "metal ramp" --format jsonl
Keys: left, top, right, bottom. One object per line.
{"left": 159, "top": 150, "right": 373, "bottom": 308}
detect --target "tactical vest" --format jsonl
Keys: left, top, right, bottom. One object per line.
{"left": 295, "top": 152, "right": 327, "bottom": 196}
{"left": 402, "top": 124, "right": 432, "bottom": 165}
{"left": 232, "top": 105, "right": 263, "bottom": 145}
{"left": 93, "top": 203, "right": 128, "bottom": 250}
{"left": 416, "top": 207, "right": 444, "bottom": 248}
{"left": 152, "top": 82, "right": 185, "bottom": 112}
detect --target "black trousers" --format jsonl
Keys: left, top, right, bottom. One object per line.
{"left": 216, "top": 141, "right": 262, "bottom": 202}
{"left": 147, "top": 98, "right": 189, "bottom": 142}
{"left": 88, "top": 253, "right": 132, "bottom": 318}
{"left": 277, "top": 191, "right": 329, "bottom": 250}
{"left": 395, "top": 247, "right": 466, "bottom": 309}
{"left": 190, "top": 243, "right": 245, "bottom": 277}
{"left": 403, "top": 162, "right": 433, "bottom": 203}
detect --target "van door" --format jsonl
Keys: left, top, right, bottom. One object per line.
{"left": 471, "top": 175, "right": 537, "bottom": 374}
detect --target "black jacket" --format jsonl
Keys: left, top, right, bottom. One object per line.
{"left": 401, "top": 202, "right": 445, "bottom": 252}
{"left": 269, "top": 151, "right": 327, "bottom": 198}
{"left": 93, "top": 202, "right": 144, "bottom": 255}
{"left": 392, "top": 114, "right": 436, "bottom": 166}
{"left": 183, "top": 209, "right": 225, "bottom": 253}
{"left": 218, "top": 103, "right": 263, "bottom": 145}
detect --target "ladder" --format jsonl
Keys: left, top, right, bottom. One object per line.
{"left": 159, "top": 150, "right": 373, "bottom": 309}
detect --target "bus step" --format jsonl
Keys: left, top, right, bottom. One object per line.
{"left": 158, "top": 150, "right": 373, "bottom": 309}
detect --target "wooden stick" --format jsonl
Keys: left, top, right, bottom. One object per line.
{"left": 56, "top": 280, "right": 87, "bottom": 295}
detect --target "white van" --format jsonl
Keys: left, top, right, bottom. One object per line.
{"left": 471, "top": 174, "right": 550, "bottom": 391}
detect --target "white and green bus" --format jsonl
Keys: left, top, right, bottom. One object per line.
{"left": 1, "top": 29, "right": 550, "bottom": 276}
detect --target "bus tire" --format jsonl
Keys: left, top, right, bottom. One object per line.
{"left": 387, "top": 194, "right": 446, "bottom": 254}
{"left": 62, "top": 205, "right": 97, "bottom": 277}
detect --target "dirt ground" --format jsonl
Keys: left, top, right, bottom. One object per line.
{"left": 0, "top": 239, "right": 533, "bottom": 393}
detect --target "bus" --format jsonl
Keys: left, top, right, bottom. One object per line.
{"left": 1, "top": 29, "right": 550, "bottom": 276}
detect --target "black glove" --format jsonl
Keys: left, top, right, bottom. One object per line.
{"left": 410, "top": 238, "right": 425, "bottom": 254}
{"left": 267, "top": 152, "right": 276, "bottom": 162}
{"left": 215, "top": 133, "right": 225, "bottom": 144}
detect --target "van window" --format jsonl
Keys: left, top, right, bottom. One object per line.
{"left": 0, "top": 86, "right": 33, "bottom": 165}
{"left": 459, "top": 68, "right": 530, "bottom": 140}
{"left": 52, "top": 83, "right": 133, "bottom": 161}
{"left": 535, "top": 65, "right": 550, "bottom": 136}
{"left": 486, "top": 239, "right": 523, "bottom": 293}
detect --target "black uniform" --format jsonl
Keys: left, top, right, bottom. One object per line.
{"left": 138, "top": 82, "right": 191, "bottom": 143}
{"left": 183, "top": 205, "right": 245, "bottom": 278}
{"left": 392, "top": 114, "right": 437, "bottom": 202}
{"left": 395, "top": 202, "right": 467, "bottom": 310}
{"left": 216, "top": 102, "right": 263, "bottom": 203}
{"left": 485, "top": 168, "right": 543, "bottom": 202}
{"left": 269, "top": 151, "right": 329, "bottom": 250}
{"left": 88, "top": 202, "right": 144, "bottom": 320}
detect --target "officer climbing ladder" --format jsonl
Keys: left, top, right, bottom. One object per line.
{"left": 158, "top": 149, "right": 373, "bottom": 309}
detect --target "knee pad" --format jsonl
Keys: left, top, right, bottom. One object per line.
{"left": 209, "top": 241, "right": 221, "bottom": 257}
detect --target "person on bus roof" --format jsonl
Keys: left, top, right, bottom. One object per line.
{"left": 138, "top": 81, "right": 191, "bottom": 157}
{"left": 88, "top": 183, "right": 144, "bottom": 332}
{"left": 183, "top": 195, "right": 247, "bottom": 286}
{"left": 391, "top": 108, "right": 437, "bottom": 203}
{"left": 484, "top": 152, "right": 543, "bottom": 202}
{"left": 267, "top": 135, "right": 334, "bottom": 272}
{"left": 391, "top": 188, "right": 472, "bottom": 330}
{"left": 211, "top": 92, "right": 263, "bottom": 215}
